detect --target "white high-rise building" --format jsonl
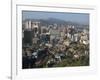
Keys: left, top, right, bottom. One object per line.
{"left": 25, "top": 20, "right": 32, "bottom": 30}
{"left": 31, "top": 21, "right": 40, "bottom": 29}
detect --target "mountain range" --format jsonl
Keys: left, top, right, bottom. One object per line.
{"left": 23, "top": 18, "right": 89, "bottom": 28}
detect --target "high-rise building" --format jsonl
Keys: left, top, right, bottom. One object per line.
{"left": 24, "top": 20, "right": 32, "bottom": 30}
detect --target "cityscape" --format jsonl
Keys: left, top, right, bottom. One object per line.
{"left": 22, "top": 11, "right": 89, "bottom": 69}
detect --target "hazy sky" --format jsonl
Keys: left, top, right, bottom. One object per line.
{"left": 22, "top": 11, "right": 89, "bottom": 25}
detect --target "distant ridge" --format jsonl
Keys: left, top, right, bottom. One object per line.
{"left": 23, "top": 18, "right": 89, "bottom": 28}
